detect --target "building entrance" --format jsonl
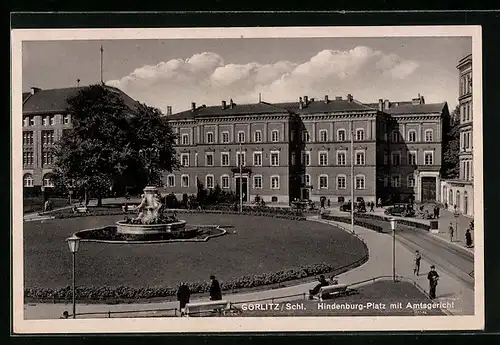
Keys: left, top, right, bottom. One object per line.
{"left": 236, "top": 177, "right": 248, "bottom": 202}
{"left": 301, "top": 188, "right": 310, "bottom": 200}
{"left": 421, "top": 176, "right": 437, "bottom": 203}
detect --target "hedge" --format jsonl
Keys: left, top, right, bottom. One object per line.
{"left": 24, "top": 261, "right": 367, "bottom": 302}
{"left": 353, "top": 213, "right": 431, "bottom": 231}
{"left": 320, "top": 214, "right": 384, "bottom": 233}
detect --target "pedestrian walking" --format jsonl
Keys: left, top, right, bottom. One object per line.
{"left": 427, "top": 265, "right": 440, "bottom": 299}
{"left": 176, "top": 282, "right": 191, "bottom": 313}
{"left": 370, "top": 201, "right": 375, "bottom": 212}
{"left": 436, "top": 205, "right": 440, "bottom": 219}
{"left": 466, "top": 228, "right": 473, "bottom": 248}
{"left": 377, "top": 198, "right": 382, "bottom": 208}
{"left": 209, "top": 275, "right": 222, "bottom": 301}
{"left": 414, "top": 250, "right": 422, "bottom": 276}
{"left": 449, "top": 222, "right": 454, "bottom": 242}
{"left": 327, "top": 199, "right": 331, "bottom": 208}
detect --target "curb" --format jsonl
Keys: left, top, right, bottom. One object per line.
{"left": 429, "top": 232, "right": 474, "bottom": 256}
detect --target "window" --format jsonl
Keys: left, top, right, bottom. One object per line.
{"left": 270, "top": 152, "right": 279, "bottom": 166}
{"left": 206, "top": 175, "right": 214, "bottom": 189}
{"left": 383, "top": 177, "right": 389, "bottom": 187}
{"left": 391, "top": 175, "right": 401, "bottom": 188}
{"left": 237, "top": 152, "right": 246, "bottom": 167}
{"left": 221, "top": 175, "right": 230, "bottom": 189}
{"left": 23, "top": 174, "right": 34, "bottom": 187}
{"left": 391, "top": 152, "right": 401, "bottom": 165}
{"left": 271, "top": 130, "right": 279, "bottom": 142}
{"left": 254, "top": 130, "right": 262, "bottom": 143}
{"left": 42, "top": 174, "right": 54, "bottom": 187}
{"left": 337, "top": 151, "right": 346, "bottom": 166}
{"left": 29, "top": 116, "right": 35, "bottom": 126}
{"left": 182, "top": 134, "right": 189, "bottom": 145}
{"left": 465, "top": 161, "right": 469, "bottom": 180}
{"left": 63, "top": 115, "right": 71, "bottom": 124}
{"left": 271, "top": 175, "right": 280, "bottom": 189}
{"left": 303, "top": 174, "right": 311, "bottom": 186}
{"left": 291, "top": 152, "right": 297, "bottom": 165}
{"left": 42, "top": 150, "right": 54, "bottom": 165}
{"left": 407, "top": 130, "right": 417, "bottom": 142}
{"left": 424, "top": 151, "right": 434, "bottom": 165}
{"left": 181, "top": 153, "right": 189, "bottom": 167}
{"left": 355, "top": 151, "right": 365, "bottom": 165}
{"left": 43, "top": 116, "right": 49, "bottom": 126}
{"left": 337, "top": 175, "right": 346, "bottom": 189}
{"left": 456, "top": 190, "right": 461, "bottom": 209}
{"left": 42, "top": 131, "right": 54, "bottom": 145}
{"left": 355, "top": 175, "right": 365, "bottom": 190}
{"left": 253, "top": 175, "right": 263, "bottom": 189}
{"left": 356, "top": 129, "right": 364, "bottom": 141}
{"left": 222, "top": 131, "right": 230, "bottom": 143}
{"left": 181, "top": 175, "right": 189, "bottom": 187}
{"left": 319, "top": 130, "right": 328, "bottom": 142}
{"left": 238, "top": 131, "right": 245, "bottom": 143}
{"left": 49, "top": 115, "right": 55, "bottom": 125}
{"left": 408, "top": 151, "right": 417, "bottom": 165}
{"left": 319, "top": 175, "right": 328, "bottom": 189}
{"left": 221, "top": 152, "right": 230, "bottom": 166}
{"left": 205, "top": 153, "right": 214, "bottom": 166}
{"left": 383, "top": 152, "right": 388, "bottom": 165}
{"left": 23, "top": 152, "right": 34, "bottom": 165}
{"left": 302, "top": 151, "right": 310, "bottom": 166}
{"left": 337, "top": 129, "right": 346, "bottom": 141}
{"left": 23, "top": 132, "right": 33, "bottom": 145}
{"left": 253, "top": 152, "right": 262, "bottom": 166}
{"left": 425, "top": 129, "right": 433, "bottom": 142}
{"left": 392, "top": 130, "right": 400, "bottom": 143}
{"left": 319, "top": 151, "right": 328, "bottom": 166}
{"left": 302, "top": 130, "right": 310, "bottom": 142}
{"left": 167, "top": 175, "right": 175, "bottom": 187}
{"left": 206, "top": 132, "right": 214, "bottom": 144}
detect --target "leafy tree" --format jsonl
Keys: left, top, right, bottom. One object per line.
{"left": 442, "top": 105, "right": 460, "bottom": 179}
{"left": 52, "top": 84, "right": 178, "bottom": 206}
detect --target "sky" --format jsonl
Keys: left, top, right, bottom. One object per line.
{"left": 22, "top": 37, "right": 471, "bottom": 113}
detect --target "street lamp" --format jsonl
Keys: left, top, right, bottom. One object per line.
{"left": 40, "top": 185, "right": 46, "bottom": 215}
{"left": 66, "top": 235, "right": 81, "bottom": 319}
{"left": 390, "top": 218, "right": 397, "bottom": 282}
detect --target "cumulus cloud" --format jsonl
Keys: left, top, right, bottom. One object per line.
{"left": 107, "top": 46, "right": 420, "bottom": 113}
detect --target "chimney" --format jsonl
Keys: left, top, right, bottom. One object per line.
{"left": 347, "top": 94, "right": 353, "bottom": 103}
{"left": 378, "top": 99, "right": 383, "bottom": 111}
{"left": 324, "top": 95, "right": 329, "bottom": 103}
{"left": 30, "top": 87, "right": 41, "bottom": 95}
{"left": 299, "top": 97, "right": 304, "bottom": 109}
{"left": 384, "top": 99, "right": 390, "bottom": 110}
{"left": 167, "top": 106, "right": 172, "bottom": 116}
{"left": 229, "top": 98, "right": 234, "bottom": 109}
{"left": 191, "top": 102, "right": 196, "bottom": 111}
{"left": 222, "top": 100, "right": 227, "bottom": 110}
{"left": 335, "top": 96, "right": 342, "bottom": 101}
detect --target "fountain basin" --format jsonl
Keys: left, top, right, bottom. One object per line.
{"left": 116, "top": 220, "right": 187, "bottom": 235}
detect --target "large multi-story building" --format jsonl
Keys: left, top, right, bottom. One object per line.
{"left": 441, "top": 54, "right": 474, "bottom": 216}
{"left": 22, "top": 86, "right": 137, "bottom": 191}
{"left": 166, "top": 94, "right": 449, "bottom": 205}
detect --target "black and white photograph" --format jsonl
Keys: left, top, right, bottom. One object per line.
{"left": 11, "top": 26, "right": 484, "bottom": 333}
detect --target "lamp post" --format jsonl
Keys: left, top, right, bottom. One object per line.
{"left": 40, "top": 185, "right": 45, "bottom": 215}
{"left": 66, "top": 235, "right": 81, "bottom": 319}
{"left": 390, "top": 218, "right": 397, "bottom": 282}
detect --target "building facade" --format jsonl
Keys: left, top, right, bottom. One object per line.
{"left": 22, "top": 86, "right": 137, "bottom": 191}
{"left": 166, "top": 94, "right": 449, "bottom": 205}
{"left": 441, "top": 54, "right": 474, "bottom": 216}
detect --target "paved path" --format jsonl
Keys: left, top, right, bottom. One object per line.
{"left": 24, "top": 215, "right": 474, "bottom": 319}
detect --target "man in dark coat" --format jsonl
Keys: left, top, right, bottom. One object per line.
{"left": 427, "top": 265, "right": 440, "bottom": 299}
{"left": 209, "top": 275, "right": 222, "bottom": 301}
{"left": 177, "top": 282, "right": 191, "bottom": 311}
{"left": 466, "top": 228, "right": 473, "bottom": 248}
{"left": 309, "top": 275, "right": 329, "bottom": 298}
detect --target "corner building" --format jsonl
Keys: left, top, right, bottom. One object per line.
{"left": 166, "top": 94, "right": 449, "bottom": 205}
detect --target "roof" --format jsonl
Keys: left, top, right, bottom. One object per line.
{"left": 275, "top": 99, "right": 376, "bottom": 114}
{"left": 166, "top": 101, "right": 289, "bottom": 121}
{"left": 22, "top": 85, "right": 139, "bottom": 115}
{"left": 384, "top": 102, "right": 447, "bottom": 115}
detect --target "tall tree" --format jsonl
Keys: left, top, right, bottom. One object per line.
{"left": 442, "top": 105, "right": 460, "bottom": 179}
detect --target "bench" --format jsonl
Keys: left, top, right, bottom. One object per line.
{"left": 73, "top": 206, "right": 89, "bottom": 214}
{"left": 183, "top": 300, "right": 231, "bottom": 317}
{"left": 122, "top": 205, "right": 138, "bottom": 213}
{"left": 316, "top": 284, "right": 358, "bottom": 301}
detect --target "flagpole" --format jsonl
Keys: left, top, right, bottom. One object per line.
{"left": 351, "top": 124, "right": 355, "bottom": 234}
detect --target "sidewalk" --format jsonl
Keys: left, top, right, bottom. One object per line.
{"left": 24, "top": 214, "right": 473, "bottom": 319}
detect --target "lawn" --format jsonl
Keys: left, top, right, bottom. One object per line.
{"left": 240, "top": 280, "right": 446, "bottom": 316}
{"left": 23, "top": 197, "right": 69, "bottom": 214}
{"left": 23, "top": 214, "right": 367, "bottom": 291}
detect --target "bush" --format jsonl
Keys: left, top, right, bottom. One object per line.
{"left": 320, "top": 214, "right": 384, "bottom": 233}
{"left": 24, "top": 261, "right": 368, "bottom": 302}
